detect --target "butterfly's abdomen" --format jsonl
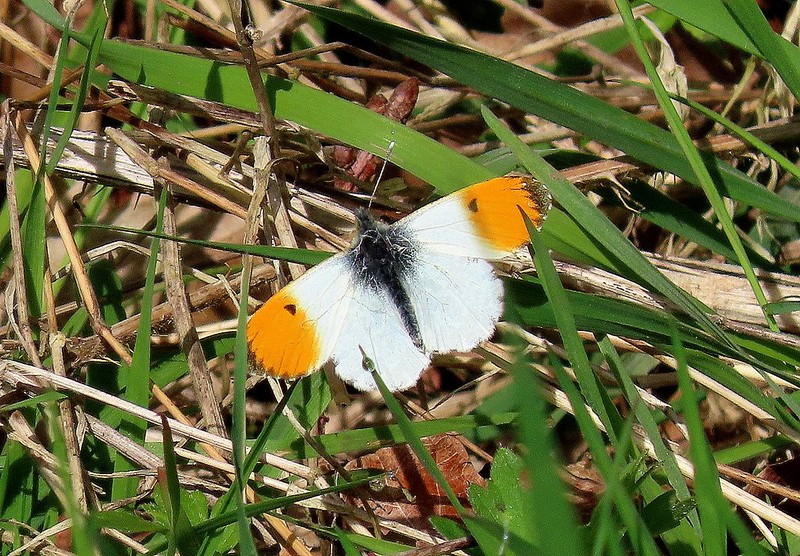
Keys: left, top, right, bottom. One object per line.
{"left": 350, "top": 209, "right": 422, "bottom": 348}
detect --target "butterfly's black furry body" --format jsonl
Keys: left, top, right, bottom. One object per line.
{"left": 347, "top": 209, "right": 422, "bottom": 348}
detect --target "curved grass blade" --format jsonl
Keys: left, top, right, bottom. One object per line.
{"left": 294, "top": 2, "right": 799, "bottom": 224}
{"left": 111, "top": 189, "right": 167, "bottom": 502}
{"left": 610, "top": 179, "right": 774, "bottom": 269}
{"left": 508, "top": 346, "right": 585, "bottom": 555}
{"left": 144, "top": 472, "right": 380, "bottom": 555}
{"left": 46, "top": 24, "right": 106, "bottom": 175}
{"left": 649, "top": 0, "right": 800, "bottom": 59}
{"left": 724, "top": 0, "right": 800, "bottom": 101}
{"left": 91, "top": 40, "right": 491, "bottom": 194}
{"left": 85, "top": 223, "right": 330, "bottom": 266}
{"left": 369, "top": 362, "right": 466, "bottom": 515}
{"left": 614, "top": 0, "right": 776, "bottom": 331}
{"left": 482, "top": 106, "right": 742, "bottom": 358}
{"left": 670, "top": 319, "right": 727, "bottom": 554}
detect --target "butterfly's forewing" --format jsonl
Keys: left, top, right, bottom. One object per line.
{"left": 399, "top": 176, "right": 552, "bottom": 259}
{"left": 247, "top": 255, "right": 353, "bottom": 379}
{"left": 394, "top": 176, "right": 551, "bottom": 357}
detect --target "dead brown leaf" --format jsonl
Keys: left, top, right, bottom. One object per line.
{"left": 333, "top": 77, "right": 419, "bottom": 191}
{"left": 344, "top": 433, "right": 484, "bottom": 530}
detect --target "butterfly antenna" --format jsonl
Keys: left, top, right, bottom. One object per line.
{"left": 368, "top": 139, "right": 396, "bottom": 210}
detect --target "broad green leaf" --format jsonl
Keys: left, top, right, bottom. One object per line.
{"left": 468, "top": 448, "right": 539, "bottom": 547}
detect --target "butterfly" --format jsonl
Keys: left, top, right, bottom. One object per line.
{"left": 246, "top": 176, "right": 551, "bottom": 391}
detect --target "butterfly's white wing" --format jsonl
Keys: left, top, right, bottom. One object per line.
{"left": 248, "top": 252, "right": 430, "bottom": 391}
{"left": 400, "top": 250, "right": 504, "bottom": 354}
{"left": 330, "top": 278, "right": 430, "bottom": 392}
{"left": 247, "top": 255, "right": 354, "bottom": 379}
{"left": 390, "top": 176, "right": 550, "bottom": 357}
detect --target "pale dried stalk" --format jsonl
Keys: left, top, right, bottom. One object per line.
{"left": 254, "top": 136, "right": 306, "bottom": 281}
{"left": 14, "top": 113, "right": 133, "bottom": 364}
{"left": 228, "top": 135, "right": 316, "bottom": 556}
{"left": 106, "top": 127, "right": 248, "bottom": 219}
{"left": 0, "top": 359, "right": 315, "bottom": 478}
{"left": 161, "top": 168, "right": 228, "bottom": 439}
{"left": 3, "top": 411, "right": 85, "bottom": 552}
{"left": 1, "top": 105, "right": 41, "bottom": 366}
{"left": 351, "top": 0, "right": 415, "bottom": 30}
{"left": 0, "top": 20, "right": 54, "bottom": 68}
{"left": 492, "top": 0, "right": 648, "bottom": 78}
{"left": 65, "top": 264, "right": 276, "bottom": 366}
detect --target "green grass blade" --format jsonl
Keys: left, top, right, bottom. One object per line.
{"left": 159, "top": 415, "right": 203, "bottom": 556}
{"left": 546, "top": 349, "right": 661, "bottom": 556}
{"left": 21, "top": 175, "right": 45, "bottom": 321}
{"left": 670, "top": 319, "right": 727, "bottom": 555}
{"left": 659, "top": 91, "right": 800, "bottom": 197}
{"left": 510, "top": 346, "right": 585, "bottom": 555}
{"left": 528, "top": 218, "right": 659, "bottom": 553}
{"left": 92, "top": 39, "right": 490, "bottom": 194}
{"left": 714, "top": 435, "right": 791, "bottom": 465}
{"left": 111, "top": 189, "right": 167, "bottom": 501}
{"left": 611, "top": 179, "right": 773, "bottom": 268}
{"left": 598, "top": 336, "right": 703, "bottom": 551}
{"left": 37, "top": 25, "right": 71, "bottom": 179}
{"left": 232, "top": 226, "right": 258, "bottom": 556}
{"left": 201, "top": 383, "right": 300, "bottom": 556}
{"left": 650, "top": 0, "right": 799, "bottom": 59}
{"left": 0, "top": 168, "right": 35, "bottom": 271}
{"left": 482, "top": 106, "right": 742, "bottom": 361}
{"left": 615, "top": 0, "right": 777, "bottom": 332}
{"left": 334, "top": 527, "right": 362, "bottom": 556}
{"left": 285, "top": 412, "right": 514, "bottom": 459}
{"left": 86, "top": 223, "right": 330, "bottom": 266}
{"left": 144, "top": 473, "right": 379, "bottom": 554}
{"left": 46, "top": 24, "right": 105, "bottom": 175}
{"left": 369, "top": 365, "right": 466, "bottom": 515}
{"left": 20, "top": 0, "right": 65, "bottom": 28}
{"left": 0, "top": 441, "right": 36, "bottom": 547}
{"left": 524, "top": 208, "right": 621, "bottom": 441}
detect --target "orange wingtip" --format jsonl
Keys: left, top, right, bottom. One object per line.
{"left": 456, "top": 176, "right": 552, "bottom": 252}
{"left": 246, "top": 288, "right": 322, "bottom": 379}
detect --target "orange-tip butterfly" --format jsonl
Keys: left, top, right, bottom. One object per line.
{"left": 247, "top": 176, "right": 552, "bottom": 391}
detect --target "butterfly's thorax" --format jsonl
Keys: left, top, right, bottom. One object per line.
{"left": 348, "top": 209, "right": 422, "bottom": 347}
